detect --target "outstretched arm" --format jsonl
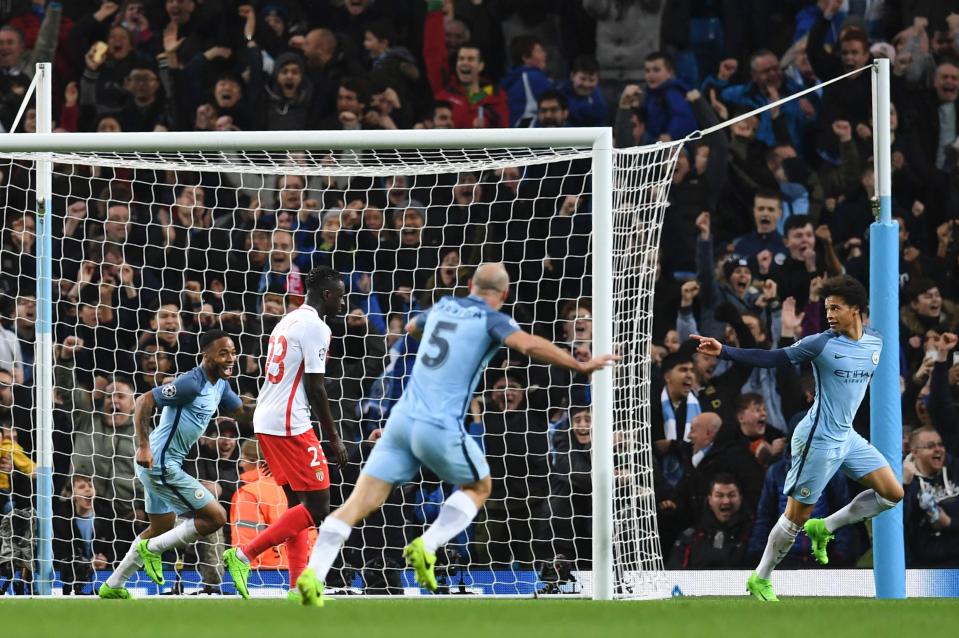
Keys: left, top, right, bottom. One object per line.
{"left": 504, "top": 330, "right": 619, "bottom": 375}
{"left": 691, "top": 334, "right": 814, "bottom": 368}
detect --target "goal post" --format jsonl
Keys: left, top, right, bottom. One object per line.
{"left": 869, "top": 58, "right": 905, "bottom": 600}
{"left": 34, "top": 62, "right": 56, "bottom": 596}
{"left": 6, "top": 67, "right": 679, "bottom": 599}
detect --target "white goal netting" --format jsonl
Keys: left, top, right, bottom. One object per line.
{"left": 0, "top": 138, "right": 679, "bottom": 598}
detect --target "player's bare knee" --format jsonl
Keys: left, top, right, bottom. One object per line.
{"left": 478, "top": 475, "right": 492, "bottom": 499}
{"left": 198, "top": 505, "right": 227, "bottom": 532}
{"left": 784, "top": 498, "right": 813, "bottom": 525}
{"left": 302, "top": 490, "right": 330, "bottom": 524}
{"left": 146, "top": 513, "right": 175, "bottom": 537}
{"left": 462, "top": 475, "right": 492, "bottom": 504}
{"left": 306, "top": 503, "right": 330, "bottom": 525}
{"left": 882, "top": 483, "right": 904, "bottom": 504}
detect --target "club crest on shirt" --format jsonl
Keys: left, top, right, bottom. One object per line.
{"left": 194, "top": 488, "right": 205, "bottom": 500}
{"left": 871, "top": 351, "right": 880, "bottom": 365}
{"left": 315, "top": 470, "right": 325, "bottom": 482}
{"left": 161, "top": 384, "right": 177, "bottom": 398}
{"left": 800, "top": 487, "right": 811, "bottom": 498}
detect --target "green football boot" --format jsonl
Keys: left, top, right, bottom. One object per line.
{"left": 97, "top": 583, "right": 132, "bottom": 599}
{"left": 803, "top": 518, "right": 835, "bottom": 566}
{"left": 403, "top": 537, "right": 437, "bottom": 592}
{"left": 287, "top": 589, "right": 302, "bottom": 602}
{"left": 295, "top": 568, "right": 325, "bottom": 607}
{"left": 746, "top": 572, "right": 779, "bottom": 602}
{"left": 136, "top": 539, "right": 165, "bottom": 586}
{"left": 223, "top": 548, "right": 251, "bottom": 599}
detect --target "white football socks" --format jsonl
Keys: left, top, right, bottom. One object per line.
{"left": 146, "top": 518, "right": 201, "bottom": 553}
{"left": 307, "top": 517, "right": 352, "bottom": 582}
{"left": 421, "top": 490, "right": 479, "bottom": 554}
{"left": 756, "top": 514, "right": 802, "bottom": 579}
{"left": 105, "top": 536, "right": 144, "bottom": 588}
{"left": 824, "top": 489, "right": 896, "bottom": 533}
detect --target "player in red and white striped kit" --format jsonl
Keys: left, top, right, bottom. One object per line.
{"left": 223, "top": 266, "right": 349, "bottom": 599}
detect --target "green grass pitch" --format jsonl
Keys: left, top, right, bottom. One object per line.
{"left": 2, "top": 597, "right": 955, "bottom": 638}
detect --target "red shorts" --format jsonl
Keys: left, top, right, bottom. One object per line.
{"left": 258, "top": 430, "right": 330, "bottom": 491}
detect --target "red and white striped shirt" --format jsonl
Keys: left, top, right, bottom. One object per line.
{"left": 253, "top": 304, "right": 331, "bottom": 436}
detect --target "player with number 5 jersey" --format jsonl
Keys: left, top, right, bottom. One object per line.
{"left": 294, "top": 263, "right": 622, "bottom": 607}
{"left": 223, "top": 266, "right": 349, "bottom": 601}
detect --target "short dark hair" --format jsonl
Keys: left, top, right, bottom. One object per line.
{"left": 753, "top": 188, "right": 783, "bottom": 205}
{"left": 215, "top": 71, "right": 242, "bottom": 86}
{"left": 306, "top": 265, "right": 341, "bottom": 295}
{"left": 749, "top": 48, "right": 777, "bottom": 71}
{"left": 199, "top": 329, "right": 233, "bottom": 352}
{"left": 644, "top": 50, "right": 674, "bottom": 71}
{"left": 736, "top": 392, "right": 764, "bottom": 414}
{"left": 538, "top": 89, "right": 568, "bottom": 110}
{"left": 661, "top": 350, "right": 693, "bottom": 374}
{"left": 509, "top": 34, "right": 541, "bottom": 66}
{"left": 570, "top": 55, "right": 599, "bottom": 75}
{"left": 456, "top": 42, "right": 485, "bottom": 62}
{"left": 839, "top": 27, "right": 870, "bottom": 52}
{"left": 157, "top": 291, "right": 181, "bottom": 309}
{"left": 907, "top": 276, "right": 938, "bottom": 302}
{"left": 708, "top": 473, "right": 741, "bottom": 494}
{"left": 783, "top": 214, "right": 813, "bottom": 236}
{"left": 432, "top": 100, "right": 452, "bottom": 115}
{"left": 819, "top": 274, "right": 868, "bottom": 313}
{"left": 339, "top": 76, "right": 370, "bottom": 106}
{"left": 365, "top": 20, "right": 397, "bottom": 46}
{"left": 126, "top": 59, "right": 158, "bottom": 77}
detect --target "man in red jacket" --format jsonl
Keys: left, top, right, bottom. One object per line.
{"left": 422, "top": 3, "right": 507, "bottom": 129}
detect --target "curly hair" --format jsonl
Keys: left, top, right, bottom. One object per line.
{"left": 819, "top": 274, "right": 868, "bottom": 312}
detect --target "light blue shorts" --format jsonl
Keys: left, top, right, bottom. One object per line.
{"left": 136, "top": 464, "right": 215, "bottom": 516}
{"left": 362, "top": 406, "right": 490, "bottom": 486}
{"left": 784, "top": 431, "right": 888, "bottom": 504}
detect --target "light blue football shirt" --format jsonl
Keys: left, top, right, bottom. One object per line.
{"left": 785, "top": 328, "right": 883, "bottom": 444}
{"left": 398, "top": 295, "right": 520, "bottom": 427}
{"left": 150, "top": 366, "right": 242, "bottom": 468}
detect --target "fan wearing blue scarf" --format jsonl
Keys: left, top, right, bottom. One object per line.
{"left": 652, "top": 350, "right": 701, "bottom": 486}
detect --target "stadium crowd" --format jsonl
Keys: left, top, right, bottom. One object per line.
{"left": 0, "top": 0, "right": 958, "bottom": 595}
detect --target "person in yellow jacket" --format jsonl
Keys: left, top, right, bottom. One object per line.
{"left": 0, "top": 421, "right": 35, "bottom": 513}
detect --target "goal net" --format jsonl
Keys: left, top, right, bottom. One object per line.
{"left": 0, "top": 129, "right": 679, "bottom": 598}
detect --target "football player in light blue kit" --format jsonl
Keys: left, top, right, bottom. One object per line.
{"left": 693, "top": 275, "right": 903, "bottom": 602}
{"left": 296, "top": 263, "right": 619, "bottom": 605}
{"left": 98, "top": 329, "right": 249, "bottom": 598}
